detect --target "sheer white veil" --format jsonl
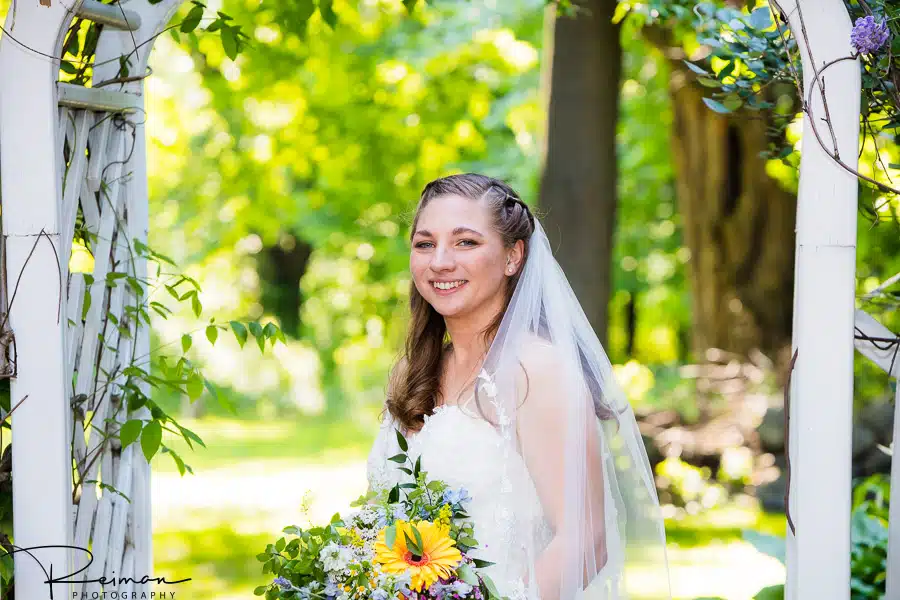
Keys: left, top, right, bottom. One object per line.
{"left": 472, "top": 214, "right": 671, "bottom": 600}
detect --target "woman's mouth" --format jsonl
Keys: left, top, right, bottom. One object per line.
{"left": 431, "top": 279, "right": 468, "bottom": 295}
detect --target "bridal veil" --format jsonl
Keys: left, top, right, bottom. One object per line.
{"left": 471, "top": 214, "right": 671, "bottom": 600}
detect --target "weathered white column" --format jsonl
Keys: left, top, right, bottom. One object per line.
{"left": 0, "top": 2, "right": 75, "bottom": 599}
{"left": 92, "top": 0, "right": 187, "bottom": 591}
{"left": 781, "top": 1, "right": 860, "bottom": 599}
{"left": 853, "top": 309, "right": 900, "bottom": 598}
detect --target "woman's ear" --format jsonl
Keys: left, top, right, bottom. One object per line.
{"left": 507, "top": 239, "right": 525, "bottom": 275}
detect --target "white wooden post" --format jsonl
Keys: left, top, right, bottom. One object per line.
{"left": 0, "top": 3, "right": 76, "bottom": 599}
{"left": 853, "top": 309, "right": 900, "bottom": 598}
{"left": 781, "top": 1, "right": 860, "bottom": 599}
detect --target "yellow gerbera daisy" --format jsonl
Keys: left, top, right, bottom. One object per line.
{"left": 374, "top": 520, "right": 462, "bottom": 591}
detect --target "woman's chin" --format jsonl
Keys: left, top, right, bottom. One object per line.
{"left": 428, "top": 296, "right": 469, "bottom": 318}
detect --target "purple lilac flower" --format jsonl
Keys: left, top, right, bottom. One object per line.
{"left": 851, "top": 16, "right": 890, "bottom": 55}
{"left": 393, "top": 505, "right": 409, "bottom": 521}
{"left": 273, "top": 576, "right": 293, "bottom": 591}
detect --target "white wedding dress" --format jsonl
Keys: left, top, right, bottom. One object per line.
{"left": 366, "top": 399, "right": 553, "bottom": 600}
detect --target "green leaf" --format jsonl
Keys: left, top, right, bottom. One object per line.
{"left": 119, "top": 419, "right": 143, "bottom": 449}
{"left": 457, "top": 563, "right": 478, "bottom": 584}
{"left": 205, "top": 325, "right": 219, "bottom": 345}
{"left": 253, "top": 585, "right": 267, "bottom": 596}
{"left": 753, "top": 585, "right": 784, "bottom": 600}
{"left": 683, "top": 60, "right": 709, "bottom": 76}
{"left": 276, "top": 537, "right": 286, "bottom": 552}
{"left": 395, "top": 429, "right": 408, "bottom": 452}
{"left": 471, "top": 558, "right": 495, "bottom": 568}
{"left": 169, "top": 448, "right": 186, "bottom": 476}
{"left": 402, "top": 0, "right": 417, "bottom": 13}
{"left": 221, "top": 26, "right": 239, "bottom": 61}
{"left": 140, "top": 420, "right": 162, "bottom": 462}
{"left": 384, "top": 524, "right": 396, "bottom": 550}
{"left": 190, "top": 292, "right": 202, "bottom": 317}
{"left": 230, "top": 321, "right": 248, "bottom": 347}
{"left": 319, "top": 0, "right": 338, "bottom": 28}
{"left": 748, "top": 7, "right": 773, "bottom": 31}
{"left": 249, "top": 321, "right": 264, "bottom": 339}
{"left": 703, "top": 97, "right": 733, "bottom": 114}
{"left": 181, "top": 334, "right": 192, "bottom": 353}
{"left": 263, "top": 322, "right": 279, "bottom": 340}
{"left": 717, "top": 61, "right": 735, "bottom": 80}
{"left": 82, "top": 288, "right": 92, "bottom": 321}
{"left": 187, "top": 374, "right": 204, "bottom": 400}
{"left": 403, "top": 529, "right": 422, "bottom": 556}
{"left": 388, "top": 453, "right": 407, "bottom": 463}
{"left": 181, "top": 4, "right": 204, "bottom": 33}
{"left": 178, "top": 424, "right": 207, "bottom": 449}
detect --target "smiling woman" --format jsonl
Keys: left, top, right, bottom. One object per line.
{"left": 368, "top": 173, "right": 670, "bottom": 600}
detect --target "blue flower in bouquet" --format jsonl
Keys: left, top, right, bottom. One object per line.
{"left": 273, "top": 576, "right": 294, "bottom": 591}
{"left": 442, "top": 487, "right": 472, "bottom": 506}
{"left": 392, "top": 504, "right": 409, "bottom": 521}
{"left": 372, "top": 589, "right": 390, "bottom": 600}
{"left": 324, "top": 580, "right": 341, "bottom": 598}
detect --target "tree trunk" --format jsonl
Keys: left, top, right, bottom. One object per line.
{"left": 669, "top": 67, "right": 796, "bottom": 361}
{"left": 258, "top": 232, "right": 313, "bottom": 338}
{"left": 539, "top": 0, "right": 621, "bottom": 346}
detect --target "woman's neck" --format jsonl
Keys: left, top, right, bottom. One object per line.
{"left": 443, "top": 293, "right": 505, "bottom": 365}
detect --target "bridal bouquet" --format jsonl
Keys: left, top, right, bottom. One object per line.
{"left": 254, "top": 429, "right": 506, "bottom": 600}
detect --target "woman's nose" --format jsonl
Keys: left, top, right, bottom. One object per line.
{"left": 431, "top": 244, "right": 455, "bottom": 271}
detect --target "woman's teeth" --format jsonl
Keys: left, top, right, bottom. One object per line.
{"left": 433, "top": 280, "right": 466, "bottom": 290}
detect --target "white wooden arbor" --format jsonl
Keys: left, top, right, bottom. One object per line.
{"left": 0, "top": 1, "right": 185, "bottom": 598}
{"left": 781, "top": 0, "right": 897, "bottom": 599}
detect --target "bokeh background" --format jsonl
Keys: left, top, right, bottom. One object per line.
{"left": 2, "top": 0, "right": 899, "bottom": 599}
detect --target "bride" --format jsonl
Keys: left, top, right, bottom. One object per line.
{"left": 366, "top": 174, "right": 670, "bottom": 600}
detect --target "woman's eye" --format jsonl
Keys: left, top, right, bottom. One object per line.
{"left": 415, "top": 241, "right": 434, "bottom": 249}
{"left": 458, "top": 239, "right": 477, "bottom": 247}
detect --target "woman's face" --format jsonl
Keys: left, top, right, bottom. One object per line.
{"left": 410, "top": 194, "right": 519, "bottom": 319}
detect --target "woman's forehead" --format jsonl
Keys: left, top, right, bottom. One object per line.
{"left": 416, "top": 194, "right": 491, "bottom": 230}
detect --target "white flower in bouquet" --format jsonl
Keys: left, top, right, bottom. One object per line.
{"left": 319, "top": 541, "right": 354, "bottom": 573}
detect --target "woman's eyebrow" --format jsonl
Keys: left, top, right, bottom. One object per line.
{"left": 413, "top": 227, "right": 484, "bottom": 237}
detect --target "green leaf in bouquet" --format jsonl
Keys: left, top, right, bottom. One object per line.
{"left": 459, "top": 535, "right": 478, "bottom": 547}
{"left": 385, "top": 524, "right": 397, "bottom": 550}
{"left": 426, "top": 480, "right": 443, "bottom": 491}
{"left": 482, "top": 574, "right": 503, "bottom": 600}
{"left": 388, "top": 485, "right": 400, "bottom": 503}
{"left": 399, "top": 483, "right": 417, "bottom": 489}
{"left": 253, "top": 585, "right": 268, "bottom": 596}
{"left": 276, "top": 537, "right": 286, "bottom": 552}
{"left": 411, "top": 524, "right": 424, "bottom": 552}
{"left": 404, "top": 530, "right": 422, "bottom": 557}
{"left": 414, "top": 456, "right": 421, "bottom": 478}
{"left": 453, "top": 509, "right": 470, "bottom": 519}
{"left": 256, "top": 552, "right": 269, "bottom": 562}
{"left": 396, "top": 429, "right": 408, "bottom": 451}
{"left": 471, "top": 558, "right": 496, "bottom": 568}
{"left": 398, "top": 467, "right": 413, "bottom": 475}
{"left": 388, "top": 453, "right": 407, "bottom": 463}
{"left": 457, "top": 563, "right": 479, "bottom": 585}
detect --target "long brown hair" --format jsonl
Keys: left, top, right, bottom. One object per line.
{"left": 385, "top": 174, "right": 534, "bottom": 432}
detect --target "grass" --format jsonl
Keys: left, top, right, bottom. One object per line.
{"left": 150, "top": 415, "right": 786, "bottom": 600}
